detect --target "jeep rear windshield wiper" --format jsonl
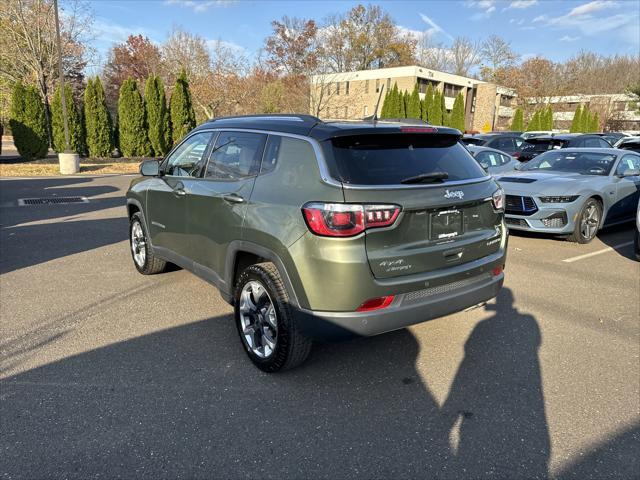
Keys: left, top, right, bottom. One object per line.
{"left": 400, "top": 172, "right": 449, "bottom": 184}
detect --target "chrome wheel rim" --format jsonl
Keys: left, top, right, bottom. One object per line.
{"left": 239, "top": 281, "right": 278, "bottom": 358}
{"left": 131, "top": 221, "right": 146, "bottom": 267}
{"left": 580, "top": 204, "right": 599, "bottom": 239}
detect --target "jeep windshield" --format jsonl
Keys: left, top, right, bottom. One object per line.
{"left": 323, "top": 133, "right": 487, "bottom": 185}
{"left": 520, "top": 151, "right": 616, "bottom": 175}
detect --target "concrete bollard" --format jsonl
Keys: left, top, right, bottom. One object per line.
{"left": 59, "top": 152, "right": 80, "bottom": 174}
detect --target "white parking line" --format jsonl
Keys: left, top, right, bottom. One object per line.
{"left": 562, "top": 241, "right": 634, "bottom": 263}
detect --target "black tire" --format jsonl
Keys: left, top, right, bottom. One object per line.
{"left": 567, "top": 198, "right": 602, "bottom": 244}
{"left": 129, "top": 212, "right": 167, "bottom": 275}
{"left": 234, "top": 262, "right": 312, "bottom": 372}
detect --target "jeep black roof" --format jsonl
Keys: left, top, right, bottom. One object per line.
{"left": 196, "top": 114, "right": 462, "bottom": 141}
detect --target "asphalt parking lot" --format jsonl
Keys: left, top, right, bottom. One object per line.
{"left": 1, "top": 175, "right": 638, "bottom": 479}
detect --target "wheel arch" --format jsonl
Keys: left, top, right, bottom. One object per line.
{"left": 225, "top": 241, "right": 304, "bottom": 308}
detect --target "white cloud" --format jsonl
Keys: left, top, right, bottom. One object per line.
{"left": 567, "top": 0, "right": 617, "bottom": 17}
{"left": 559, "top": 35, "right": 580, "bottom": 42}
{"left": 465, "top": 0, "right": 496, "bottom": 19}
{"left": 532, "top": 1, "right": 637, "bottom": 46}
{"left": 507, "top": 0, "right": 538, "bottom": 8}
{"left": 419, "top": 13, "right": 453, "bottom": 40}
{"left": 205, "top": 39, "right": 245, "bottom": 54}
{"left": 92, "top": 19, "right": 159, "bottom": 45}
{"left": 165, "top": 0, "right": 234, "bottom": 12}
{"left": 509, "top": 18, "right": 525, "bottom": 25}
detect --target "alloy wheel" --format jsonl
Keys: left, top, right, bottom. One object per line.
{"left": 239, "top": 281, "right": 278, "bottom": 358}
{"left": 131, "top": 221, "right": 146, "bottom": 267}
{"left": 580, "top": 204, "right": 599, "bottom": 240}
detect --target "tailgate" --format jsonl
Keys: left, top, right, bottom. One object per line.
{"left": 344, "top": 181, "right": 503, "bottom": 279}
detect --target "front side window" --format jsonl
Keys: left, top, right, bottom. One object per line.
{"left": 164, "top": 131, "right": 214, "bottom": 177}
{"left": 616, "top": 154, "right": 640, "bottom": 175}
{"left": 476, "top": 151, "right": 505, "bottom": 167}
{"left": 204, "top": 131, "right": 267, "bottom": 180}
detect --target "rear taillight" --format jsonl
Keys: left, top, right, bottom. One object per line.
{"left": 492, "top": 265, "right": 503, "bottom": 276}
{"left": 356, "top": 295, "right": 395, "bottom": 312}
{"left": 492, "top": 188, "right": 505, "bottom": 212}
{"left": 512, "top": 151, "right": 520, "bottom": 159}
{"left": 400, "top": 126, "right": 439, "bottom": 133}
{"left": 302, "top": 203, "right": 401, "bottom": 237}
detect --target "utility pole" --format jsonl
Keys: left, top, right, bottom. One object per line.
{"left": 53, "top": 0, "right": 79, "bottom": 173}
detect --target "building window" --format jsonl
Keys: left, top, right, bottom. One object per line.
{"left": 365, "top": 80, "right": 369, "bottom": 94}
{"left": 499, "top": 95, "right": 513, "bottom": 107}
{"left": 614, "top": 101, "right": 627, "bottom": 111}
{"left": 444, "top": 83, "right": 462, "bottom": 98}
{"left": 418, "top": 78, "right": 439, "bottom": 94}
{"left": 336, "top": 82, "right": 340, "bottom": 95}
{"left": 345, "top": 81, "right": 350, "bottom": 95}
{"left": 375, "top": 79, "right": 380, "bottom": 93}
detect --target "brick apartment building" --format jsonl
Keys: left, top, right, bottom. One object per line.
{"left": 310, "top": 65, "right": 517, "bottom": 132}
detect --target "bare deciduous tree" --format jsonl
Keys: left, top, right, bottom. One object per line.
{"left": 0, "top": 0, "right": 92, "bottom": 135}
{"left": 480, "top": 35, "right": 519, "bottom": 81}
{"left": 450, "top": 37, "right": 481, "bottom": 77}
{"left": 416, "top": 34, "right": 453, "bottom": 72}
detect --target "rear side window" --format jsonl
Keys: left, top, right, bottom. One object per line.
{"left": 324, "top": 134, "right": 486, "bottom": 185}
{"left": 205, "top": 131, "right": 266, "bottom": 180}
{"left": 522, "top": 140, "right": 551, "bottom": 152}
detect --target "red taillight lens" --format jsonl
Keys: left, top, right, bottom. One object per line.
{"left": 492, "top": 265, "right": 503, "bottom": 276}
{"left": 513, "top": 151, "right": 520, "bottom": 159}
{"left": 302, "top": 203, "right": 401, "bottom": 237}
{"left": 356, "top": 295, "right": 395, "bottom": 312}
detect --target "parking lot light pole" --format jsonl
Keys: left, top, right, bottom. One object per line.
{"left": 54, "top": 0, "right": 79, "bottom": 174}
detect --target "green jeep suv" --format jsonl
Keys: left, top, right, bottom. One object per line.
{"left": 126, "top": 115, "right": 507, "bottom": 372}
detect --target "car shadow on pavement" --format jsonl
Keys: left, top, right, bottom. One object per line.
{"left": 0, "top": 177, "right": 128, "bottom": 274}
{"left": 3, "top": 288, "right": 629, "bottom": 478}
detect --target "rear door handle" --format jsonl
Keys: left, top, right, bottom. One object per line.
{"left": 222, "top": 193, "right": 245, "bottom": 204}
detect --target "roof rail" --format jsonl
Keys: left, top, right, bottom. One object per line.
{"left": 207, "top": 114, "right": 322, "bottom": 124}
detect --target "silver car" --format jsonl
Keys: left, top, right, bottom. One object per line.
{"left": 496, "top": 148, "right": 640, "bottom": 243}
{"left": 466, "top": 145, "right": 519, "bottom": 175}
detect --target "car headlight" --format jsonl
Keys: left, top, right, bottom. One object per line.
{"left": 538, "top": 195, "right": 580, "bottom": 203}
{"left": 492, "top": 188, "right": 505, "bottom": 211}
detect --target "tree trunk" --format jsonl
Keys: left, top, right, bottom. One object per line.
{"left": 38, "top": 68, "right": 52, "bottom": 148}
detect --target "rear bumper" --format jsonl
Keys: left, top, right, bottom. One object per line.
{"left": 295, "top": 271, "right": 504, "bottom": 341}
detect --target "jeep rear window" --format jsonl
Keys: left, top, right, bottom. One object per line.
{"left": 324, "top": 134, "right": 486, "bottom": 185}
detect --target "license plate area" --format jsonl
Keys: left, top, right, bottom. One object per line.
{"left": 430, "top": 208, "right": 463, "bottom": 240}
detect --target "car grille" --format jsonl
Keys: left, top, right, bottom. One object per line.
{"left": 506, "top": 195, "right": 538, "bottom": 216}
{"left": 505, "top": 217, "right": 529, "bottom": 228}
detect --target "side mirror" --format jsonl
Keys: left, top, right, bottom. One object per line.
{"left": 619, "top": 168, "right": 640, "bottom": 178}
{"left": 140, "top": 159, "right": 160, "bottom": 176}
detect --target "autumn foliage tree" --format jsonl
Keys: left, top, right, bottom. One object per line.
{"left": 103, "top": 35, "right": 162, "bottom": 109}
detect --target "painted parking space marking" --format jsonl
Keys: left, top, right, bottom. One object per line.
{"left": 562, "top": 241, "right": 634, "bottom": 263}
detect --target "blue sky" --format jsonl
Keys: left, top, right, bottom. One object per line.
{"left": 87, "top": 0, "right": 640, "bottom": 68}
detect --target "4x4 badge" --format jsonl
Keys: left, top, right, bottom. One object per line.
{"left": 444, "top": 189, "right": 464, "bottom": 200}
